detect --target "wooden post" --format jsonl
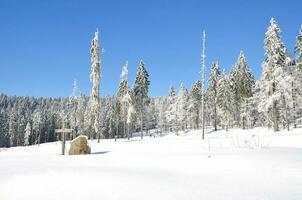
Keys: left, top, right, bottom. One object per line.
{"left": 55, "top": 120, "right": 73, "bottom": 155}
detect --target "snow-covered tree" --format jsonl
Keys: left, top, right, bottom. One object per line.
{"left": 230, "top": 51, "right": 255, "bottom": 129}
{"left": 258, "top": 18, "right": 287, "bottom": 131}
{"left": 121, "top": 90, "right": 136, "bottom": 140}
{"left": 69, "top": 80, "right": 78, "bottom": 139}
{"left": 133, "top": 60, "right": 150, "bottom": 139}
{"left": 177, "top": 83, "right": 188, "bottom": 131}
{"left": 165, "top": 86, "right": 178, "bottom": 134}
{"left": 0, "top": 109, "right": 9, "bottom": 147}
{"left": 116, "top": 61, "right": 129, "bottom": 138}
{"left": 76, "top": 93, "right": 86, "bottom": 136}
{"left": 89, "top": 30, "right": 102, "bottom": 140}
{"left": 8, "top": 108, "right": 18, "bottom": 147}
{"left": 207, "top": 62, "right": 220, "bottom": 131}
{"left": 295, "top": 26, "right": 302, "bottom": 71}
{"left": 154, "top": 97, "right": 166, "bottom": 134}
{"left": 24, "top": 122, "right": 31, "bottom": 146}
{"left": 32, "top": 109, "right": 42, "bottom": 145}
{"left": 217, "top": 71, "right": 232, "bottom": 131}
{"left": 188, "top": 81, "right": 201, "bottom": 129}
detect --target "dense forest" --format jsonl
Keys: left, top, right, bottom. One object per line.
{"left": 1, "top": 18, "right": 302, "bottom": 148}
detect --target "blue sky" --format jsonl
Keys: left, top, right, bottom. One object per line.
{"left": 0, "top": 0, "right": 301, "bottom": 97}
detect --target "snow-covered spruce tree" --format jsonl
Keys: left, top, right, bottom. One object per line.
{"left": 89, "top": 30, "right": 102, "bottom": 141}
{"left": 102, "top": 97, "right": 116, "bottom": 138}
{"left": 230, "top": 51, "right": 255, "bottom": 129}
{"left": 32, "top": 109, "right": 42, "bottom": 145}
{"left": 246, "top": 81, "right": 262, "bottom": 128}
{"left": 76, "top": 93, "right": 86, "bottom": 136}
{"left": 292, "top": 76, "right": 302, "bottom": 126}
{"left": 207, "top": 62, "right": 221, "bottom": 131}
{"left": 0, "top": 109, "right": 9, "bottom": 147}
{"left": 24, "top": 122, "right": 31, "bottom": 146}
{"left": 295, "top": 26, "right": 302, "bottom": 71}
{"left": 127, "top": 104, "right": 136, "bottom": 140}
{"left": 258, "top": 18, "right": 287, "bottom": 132}
{"left": 145, "top": 98, "right": 157, "bottom": 133}
{"left": 165, "top": 86, "right": 178, "bottom": 133}
{"left": 133, "top": 60, "right": 150, "bottom": 139}
{"left": 292, "top": 26, "right": 302, "bottom": 128}
{"left": 8, "top": 108, "right": 18, "bottom": 147}
{"left": 124, "top": 91, "right": 136, "bottom": 140}
{"left": 188, "top": 80, "right": 201, "bottom": 129}
{"left": 116, "top": 61, "right": 129, "bottom": 138}
{"left": 156, "top": 96, "right": 168, "bottom": 134}
{"left": 279, "top": 54, "right": 296, "bottom": 131}
{"left": 229, "top": 65, "right": 240, "bottom": 127}
{"left": 177, "top": 83, "right": 188, "bottom": 131}
{"left": 69, "top": 80, "right": 78, "bottom": 139}
{"left": 217, "top": 71, "right": 232, "bottom": 131}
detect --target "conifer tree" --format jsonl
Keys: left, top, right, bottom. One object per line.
{"left": 24, "top": 122, "right": 31, "bottom": 146}
{"left": 258, "top": 18, "right": 287, "bottom": 131}
{"left": 89, "top": 30, "right": 102, "bottom": 140}
{"left": 69, "top": 80, "right": 78, "bottom": 139}
{"left": 230, "top": 51, "right": 255, "bottom": 128}
{"left": 217, "top": 71, "right": 232, "bottom": 131}
{"left": 207, "top": 62, "right": 220, "bottom": 131}
{"left": 295, "top": 26, "right": 302, "bottom": 71}
{"left": 133, "top": 60, "right": 150, "bottom": 139}
{"left": 165, "top": 86, "right": 177, "bottom": 133}
{"left": 117, "top": 61, "right": 129, "bottom": 138}
{"left": 188, "top": 81, "right": 201, "bottom": 129}
{"left": 177, "top": 83, "right": 188, "bottom": 131}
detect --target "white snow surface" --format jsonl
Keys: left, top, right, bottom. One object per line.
{"left": 1, "top": 127, "right": 302, "bottom": 200}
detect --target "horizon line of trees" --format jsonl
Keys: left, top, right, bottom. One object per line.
{"left": 1, "top": 18, "right": 302, "bottom": 148}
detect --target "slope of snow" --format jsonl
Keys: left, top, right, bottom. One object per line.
{"left": 1, "top": 128, "right": 302, "bottom": 200}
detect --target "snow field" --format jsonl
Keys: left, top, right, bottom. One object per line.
{"left": 1, "top": 128, "right": 302, "bottom": 200}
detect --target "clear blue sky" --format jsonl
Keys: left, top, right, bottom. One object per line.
{"left": 0, "top": 0, "right": 301, "bottom": 97}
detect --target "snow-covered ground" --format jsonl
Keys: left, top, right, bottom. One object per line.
{"left": 1, "top": 127, "right": 302, "bottom": 200}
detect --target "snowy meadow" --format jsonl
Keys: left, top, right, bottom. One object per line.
{"left": 1, "top": 128, "right": 302, "bottom": 200}
{"left": 1, "top": 9, "right": 302, "bottom": 200}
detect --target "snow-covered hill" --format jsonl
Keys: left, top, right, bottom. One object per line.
{"left": 1, "top": 128, "right": 302, "bottom": 200}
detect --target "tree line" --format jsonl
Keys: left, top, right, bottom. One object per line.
{"left": 1, "top": 18, "right": 302, "bottom": 148}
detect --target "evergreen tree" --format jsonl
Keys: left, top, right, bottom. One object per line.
{"left": 188, "top": 81, "right": 201, "bottom": 129}
{"left": 295, "top": 26, "right": 302, "bottom": 71}
{"left": 165, "top": 86, "right": 178, "bottom": 134}
{"left": 0, "top": 109, "right": 9, "bottom": 147}
{"left": 76, "top": 93, "right": 86, "bottom": 136}
{"left": 32, "top": 109, "right": 42, "bottom": 145}
{"left": 133, "top": 60, "right": 150, "bottom": 139}
{"left": 230, "top": 51, "right": 255, "bottom": 128}
{"left": 89, "top": 30, "right": 102, "bottom": 140}
{"left": 116, "top": 61, "right": 129, "bottom": 138}
{"left": 207, "top": 62, "right": 220, "bottom": 131}
{"left": 125, "top": 91, "right": 136, "bottom": 140}
{"left": 24, "top": 122, "right": 31, "bottom": 146}
{"left": 217, "top": 71, "right": 232, "bottom": 131}
{"left": 69, "top": 80, "right": 78, "bottom": 139}
{"left": 156, "top": 96, "right": 168, "bottom": 134}
{"left": 258, "top": 18, "right": 287, "bottom": 131}
{"left": 8, "top": 108, "right": 18, "bottom": 147}
{"left": 177, "top": 83, "right": 188, "bottom": 131}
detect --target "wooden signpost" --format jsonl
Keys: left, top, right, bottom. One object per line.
{"left": 55, "top": 121, "right": 72, "bottom": 155}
